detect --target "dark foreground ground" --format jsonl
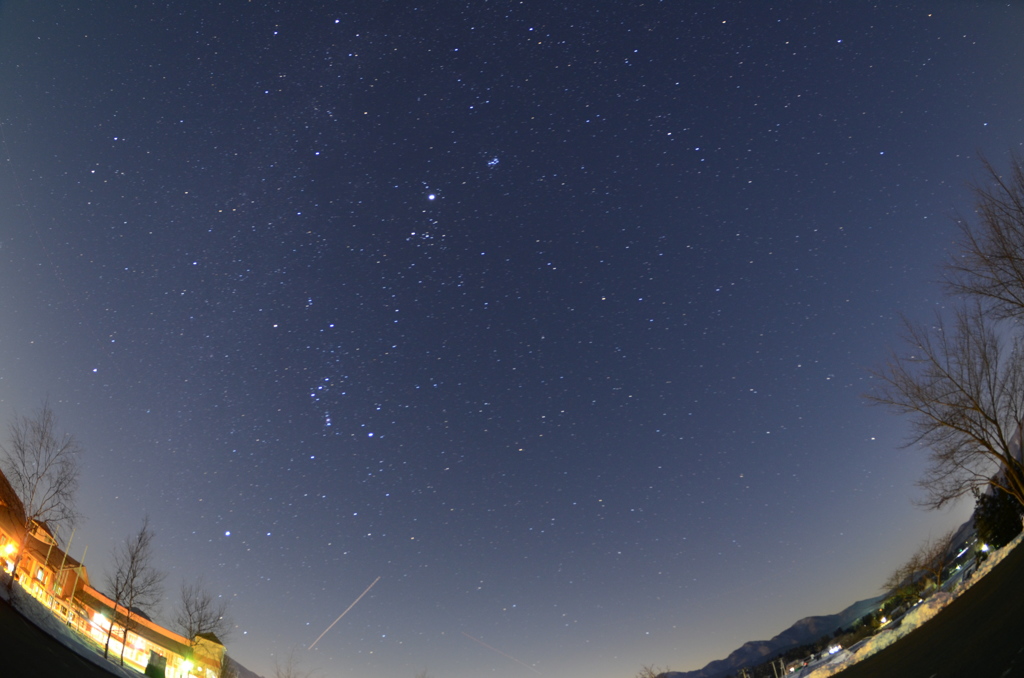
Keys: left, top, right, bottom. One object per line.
{"left": 0, "top": 594, "right": 121, "bottom": 678}
{"left": 835, "top": 538, "right": 1024, "bottom": 678}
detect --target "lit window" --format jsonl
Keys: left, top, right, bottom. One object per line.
{"left": 36, "top": 567, "right": 44, "bottom": 582}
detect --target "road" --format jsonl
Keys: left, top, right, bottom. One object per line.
{"left": 835, "top": 538, "right": 1024, "bottom": 678}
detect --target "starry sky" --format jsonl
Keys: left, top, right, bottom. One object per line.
{"left": 0, "top": 2, "right": 1021, "bottom": 677}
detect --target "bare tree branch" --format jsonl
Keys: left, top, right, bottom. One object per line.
{"left": 945, "top": 154, "right": 1024, "bottom": 319}
{"left": 104, "top": 516, "right": 166, "bottom": 665}
{"left": 883, "top": 529, "right": 959, "bottom": 599}
{"left": 273, "top": 648, "right": 318, "bottom": 678}
{"left": 867, "top": 304, "right": 1024, "bottom": 509}
{"left": 0, "top": 400, "right": 81, "bottom": 589}
{"left": 917, "top": 528, "right": 960, "bottom": 586}
{"left": 175, "top": 578, "right": 232, "bottom": 646}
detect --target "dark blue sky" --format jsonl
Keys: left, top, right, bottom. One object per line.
{"left": 1, "top": 2, "right": 1020, "bottom": 677}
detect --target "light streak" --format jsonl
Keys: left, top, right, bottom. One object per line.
{"left": 462, "top": 631, "right": 540, "bottom": 674}
{"left": 308, "top": 576, "right": 381, "bottom": 650}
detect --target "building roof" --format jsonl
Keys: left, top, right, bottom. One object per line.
{"left": 22, "top": 531, "right": 84, "bottom": 572}
{"left": 197, "top": 631, "right": 224, "bottom": 645}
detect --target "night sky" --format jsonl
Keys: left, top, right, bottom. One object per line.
{"left": 0, "top": 2, "right": 1020, "bottom": 677}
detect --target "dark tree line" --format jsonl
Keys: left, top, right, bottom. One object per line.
{"left": 974, "top": 484, "right": 1024, "bottom": 549}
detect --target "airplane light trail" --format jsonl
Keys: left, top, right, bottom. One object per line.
{"left": 462, "top": 631, "right": 541, "bottom": 674}
{"left": 308, "top": 576, "right": 382, "bottom": 650}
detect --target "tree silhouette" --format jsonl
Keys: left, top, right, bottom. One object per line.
{"left": 869, "top": 305, "right": 1024, "bottom": 508}
{"left": 0, "top": 401, "right": 80, "bottom": 590}
{"left": 104, "top": 516, "right": 165, "bottom": 665}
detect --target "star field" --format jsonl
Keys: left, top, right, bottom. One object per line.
{"left": 1, "top": 2, "right": 1021, "bottom": 677}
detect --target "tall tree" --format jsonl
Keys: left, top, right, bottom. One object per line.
{"left": 945, "top": 155, "right": 1024, "bottom": 319}
{"left": 868, "top": 304, "right": 1024, "bottom": 509}
{"left": 104, "top": 516, "right": 166, "bottom": 665}
{"left": 0, "top": 401, "right": 81, "bottom": 590}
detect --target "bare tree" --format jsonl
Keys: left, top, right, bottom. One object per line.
{"left": 868, "top": 304, "right": 1024, "bottom": 509}
{"left": 916, "top": 528, "right": 959, "bottom": 587}
{"left": 945, "top": 154, "right": 1024, "bottom": 319}
{"left": 273, "top": 648, "right": 318, "bottom": 678}
{"left": 882, "top": 549, "right": 926, "bottom": 601}
{"left": 175, "top": 578, "right": 232, "bottom": 642}
{"left": 175, "top": 578, "right": 232, "bottom": 674}
{"left": 104, "top": 516, "right": 166, "bottom": 665}
{"left": 883, "top": 529, "right": 959, "bottom": 601}
{"left": 0, "top": 401, "right": 81, "bottom": 590}
{"left": 636, "top": 665, "right": 667, "bottom": 678}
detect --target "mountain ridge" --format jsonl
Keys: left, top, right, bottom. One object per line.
{"left": 662, "top": 594, "right": 885, "bottom": 678}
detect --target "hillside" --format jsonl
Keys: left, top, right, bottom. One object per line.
{"left": 663, "top": 595, "right": 884, "bottom": 678}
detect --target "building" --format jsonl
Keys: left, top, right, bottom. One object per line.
{"left": 13, "top": 523, "right": 89, "bottom": 625}
{"left": 0, "top": 467, "right": 224, "bottom": 678}
{"left": 77, "top": 583, "right": 224, "bottom": 678}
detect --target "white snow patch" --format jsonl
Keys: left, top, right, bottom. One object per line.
{"left": 801, "top": 593, "right": 954, "bottom": 678}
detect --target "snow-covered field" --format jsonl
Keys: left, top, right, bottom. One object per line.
{"left": 794, "top": 531, "right": 1024, "bottom": 678}
{"left": 0, "top": 576, "right": 138, "bottom": 678}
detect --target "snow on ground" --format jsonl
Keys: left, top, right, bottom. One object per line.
{"left": 0, "top": 574, "right": 139, "bottom": 678}
{"left": 798, "top": 592, "right": 954, "bottom": 678}
{"left": 795, "top": 531, "right": 1024, "bottom": 678}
